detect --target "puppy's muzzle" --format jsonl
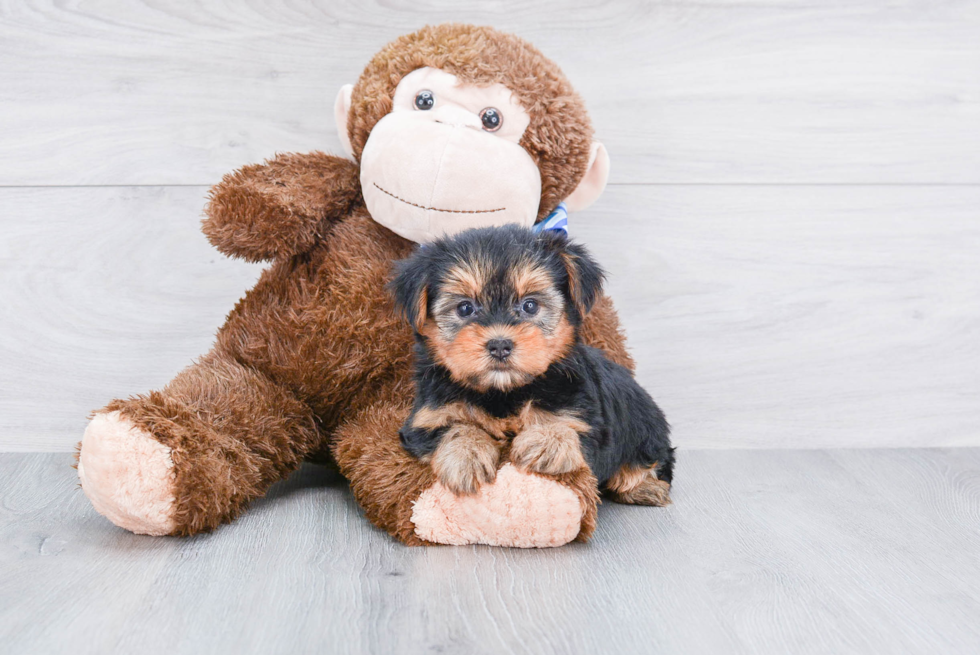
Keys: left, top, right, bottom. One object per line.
{"left": 486, "top": 338, "right": 513, "bottom": 362}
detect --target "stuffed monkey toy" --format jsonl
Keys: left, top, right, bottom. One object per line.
{"left": 76, "top": 23, "right": 634, "bottom": 547}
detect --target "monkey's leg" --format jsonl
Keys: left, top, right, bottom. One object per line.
{"left": 77, "top": 350, "right": 320, "bottom": 536}
{"left": 332, "top": 390, "right": 600, "bottom": 547}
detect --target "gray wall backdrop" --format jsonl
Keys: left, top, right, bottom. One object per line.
{"left": 1, "top": 1, "right": 978, "bottom": 451}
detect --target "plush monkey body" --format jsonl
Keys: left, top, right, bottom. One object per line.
{"left": 78, "top": 25, "right": 634, "bottom": 546}
{"left": 98, "top": 198, "right": 629, "bottom": 541}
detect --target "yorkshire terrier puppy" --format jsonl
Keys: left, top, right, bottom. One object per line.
{"left": 390, "top": 225, "right": 675, "bottom": 506}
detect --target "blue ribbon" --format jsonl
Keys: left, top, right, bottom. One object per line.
{"left": 532, "top": 202, "right": 569, "bottom": 236}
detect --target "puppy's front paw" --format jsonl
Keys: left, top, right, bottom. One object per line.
{"left": 432, "top": 425, "right": 500, "bottom": 495}
{"left": 511, "top": 424, "right": 587, "bottom": 476}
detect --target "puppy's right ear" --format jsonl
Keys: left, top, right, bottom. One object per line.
{"left": 539, "top": 232, "right": 605, "bottom": 318}
{"left": 389, "top": 249, "right": 431, "bottom": 332}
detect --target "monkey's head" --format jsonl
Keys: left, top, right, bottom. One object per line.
{"left": 334, "top": 24, "right": 609, "bottom": 244}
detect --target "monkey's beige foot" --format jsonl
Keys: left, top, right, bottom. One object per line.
{"left": 77, "top": 411, "right": 177, "bottom": 536}
{"left": 410, "top": 463, "right": 583, "bottom": 548}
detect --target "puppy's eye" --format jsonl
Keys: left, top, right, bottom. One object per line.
{"left": 415, "top": 90, "right": 435, "bottom": 110}
{"left": 520, "top": 299, "right": 539, "bottom": 315}
{"left": 480, "top": 107, "right": 502, "bottom": 132}
{"left": 456, "top": 301, "right": 475, "bottom": 318}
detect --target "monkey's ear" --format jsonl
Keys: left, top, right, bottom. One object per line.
{"left": 334, "top": 84, "right": 354, "bottom": 160}
{"left": 542, "top": 234, "right": 605, "bottom": 317}
{"left": 389, "top": 251, "right": 431, "bottom": 332}
{"left": 564, "top": 142, "right": 610, "bottom": 212}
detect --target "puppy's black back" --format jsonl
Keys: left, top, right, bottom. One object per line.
{"left": 568, "top": 346, "right": 674, "bottom": 485}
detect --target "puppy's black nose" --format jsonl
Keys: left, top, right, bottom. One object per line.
{"left": 486, "top": 338, "right": 513, "bottom": 361}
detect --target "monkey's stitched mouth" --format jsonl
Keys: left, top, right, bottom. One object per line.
{"left": 373, "top": 183, "right": 506, "bottom": 214}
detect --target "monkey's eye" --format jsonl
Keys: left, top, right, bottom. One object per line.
{"left": 480, "top": 107, "right": 502, "bottom": 132}
{"left": 414, "top": 90, "right": 435, "bottom": 110}
{"left": 456, "top": 301, "right": 475, "bottom": 318}
{"left": 520, "top": 299, "right": 539, "bottom": 316}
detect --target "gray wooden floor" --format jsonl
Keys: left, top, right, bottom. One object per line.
{"left": 2, "top": 449, "right": 978, "bottom": 654}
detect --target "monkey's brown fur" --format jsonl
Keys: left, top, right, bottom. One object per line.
{"left": 86, "top": 24, "right": 631, "bottom": 544}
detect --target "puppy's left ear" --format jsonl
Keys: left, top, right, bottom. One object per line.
{"left": 542, "top": 234, "right": 605, "bottom": 317}
{"left": 389, "top": 249, "right": 431, "bottom": 331}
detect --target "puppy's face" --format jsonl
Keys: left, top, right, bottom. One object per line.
{"left": 423, "top": 254, "right": 573, "bottom": 391}
{"left": 391, "top": 227, "right": 604, "bottom": 392}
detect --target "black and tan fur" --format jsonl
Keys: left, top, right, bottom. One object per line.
{"left": 391, "top": 226, "right": 675, "bottom": 503}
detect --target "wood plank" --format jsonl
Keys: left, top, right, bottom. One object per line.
{"left": 0, "top": 1, "right": 977, "bottom": 185}
{"left": 2, "top": 184, "right": 978, "bottom": 450}
{"left": 2, "top": 450, "right": 979, "bottom": 654}
{"left": 578, "top": 184, "right": 980, "bottom": 449}
{"left": 0, "top": 186, "right": 262, "bottom": 450}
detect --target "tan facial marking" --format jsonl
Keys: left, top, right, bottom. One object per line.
{"left": 431, "top": 424, "right": 501, "bottom": 495}
{"left": 509, "top": 408, "right": 589, "bottom": 476}
{"left": 426, "top": 323, "right": 495, "bottom": 387}
{"left": 607, "top": 464, "right": 672, "bottom": 506}
{"left": 509, "top": 262, "right": 553, "bottom": 298}
{"left": 505, "top": 318, "right": 574, "bottom": 381}
{"left": 423, "top": 315, "right": 576, "bottom": 392}
{"left": 443, "top": 260, "right": 491, "bottom": 299}
{"left": 420, "top": 251, "right": 576, "bottom": 391}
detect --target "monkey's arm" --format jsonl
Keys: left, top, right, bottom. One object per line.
{"left": 579, "top": 294, "right": 635, "bottom": 372}
{"left": 202, "top": 152, "right": 362, "bottom": 263}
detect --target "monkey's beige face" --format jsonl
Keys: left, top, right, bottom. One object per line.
{"left": 357, "top": 67, "right": 541, "bottom": 244}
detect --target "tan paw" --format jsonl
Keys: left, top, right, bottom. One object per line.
{"left": 610, "top": 476, "right": 672, "bottom": 507}
{"left": 77, "top": 411, "right": 177, "bottom": 535}
{"left": 431, "top": 424, "right": 501, "bottom": 495}
{"left": 510, "top": 424, "right": 587, "bottom": 476}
